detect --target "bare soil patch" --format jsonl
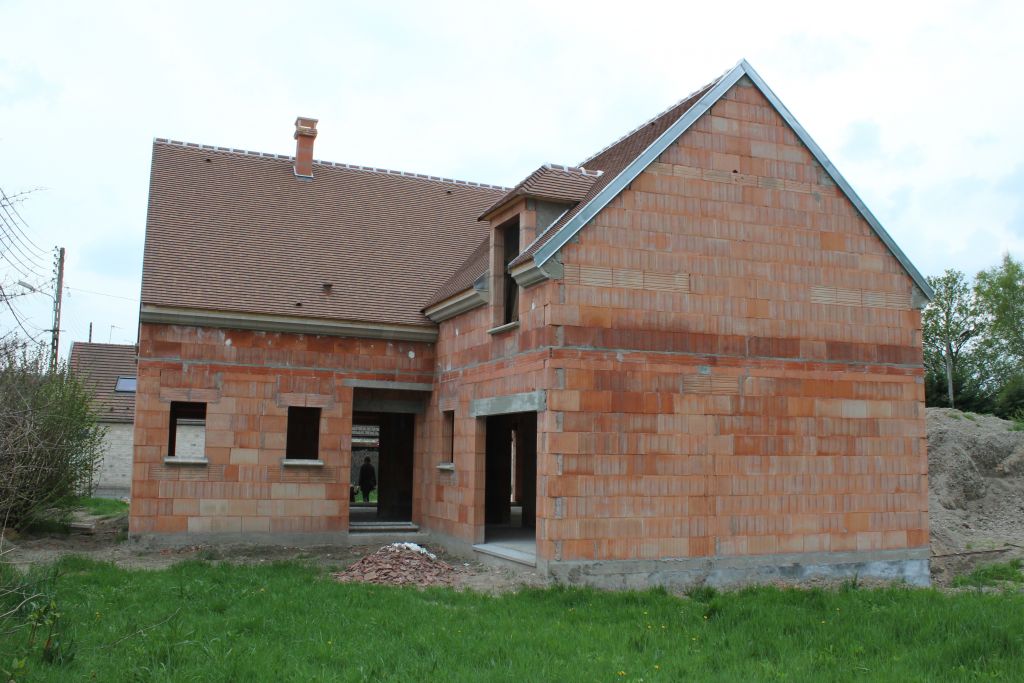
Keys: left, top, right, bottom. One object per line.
{"left": 1, "top": 514, "right": 546, "bottom": 592}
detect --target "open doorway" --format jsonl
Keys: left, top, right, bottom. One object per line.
{"left": 349, "top": 412, "right": 415, "bottom": 528}
{"left": 484, "top": 412, "right": 537, "bottom": 550}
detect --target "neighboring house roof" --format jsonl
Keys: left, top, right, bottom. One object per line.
{"left": 69, "top": 342, "right": 137, "bottom": 424}
{"left": 478, "top": 164, "right": 602, "bottom": 220}
{"left": 142, "top": 140, "right": 507, "bottom": 328}
{"left": 511, "top": 60, "right": 934, "bottom": 300}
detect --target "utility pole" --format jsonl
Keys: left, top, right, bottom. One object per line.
{"left": 88, "top": 322, "right": 92, "bottom": 343}
{"left": 50, "top": 247, "right": 64, "bottom": 372}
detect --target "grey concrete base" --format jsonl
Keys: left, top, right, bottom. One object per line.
{"left": 547, "top": 548, "right": 931, "bottom": 590}
{"left": 473, "top": 543, "right": 537, "bottom": 568}
{"left": 129, "top": 530, "right": 429, "bottom": 548}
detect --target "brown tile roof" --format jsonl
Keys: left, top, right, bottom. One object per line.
{"left": 425, "top": 236, "right": 490, "bottom": 307}
{"left": 69, "top": 342, "right": 137, "bottom": 424}
{"left": 142, "top": 140, "right": 507, "bottom": 327}
{"left": 511, "top": 75, "right": 724, "bottom": 266}
{"left": 427, "top": 76, "right": 727, "bottom": 300}
{"left": 478, "top": 164, "right": 602, "bottom": 220}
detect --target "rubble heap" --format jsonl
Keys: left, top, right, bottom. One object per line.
{"left": 332, "top": 542, "right": 455, "bottom": 588}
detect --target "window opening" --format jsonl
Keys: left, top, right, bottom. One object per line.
{"left": 286, "top": 406, "right": 321, "bottom": 459}
{"left": 502, "top": 223, "right": 520, "bottom": 324}
{"left": 168, "top": 401, "right": 206, "bottom": 458}
{"left": 442, "top": 410, "right": 455, "bottom": 463}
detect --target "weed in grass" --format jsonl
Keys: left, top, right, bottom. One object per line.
{"left": 0, "top": 564, "right": 76, "bottom": 678}
{"left": 952, "top": 559, "right": 1024, "bottom": 588}
{"left": 683, "top": 584, "right": 718, "bottom": 603}
{"left": 195, "top": 547, "right": 221, "bottom": 561}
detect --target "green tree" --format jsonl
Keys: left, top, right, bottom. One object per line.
{"left": 976, "top": 253, "right": 1024, "bottom": 360}
{"left": 923, "top": 269, "right": 983, "bottom": 408}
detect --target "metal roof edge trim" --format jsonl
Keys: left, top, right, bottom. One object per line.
{"left": 736, "top": 60, "right": 934, "bottom": 300}
{"left": 533, "top": 62, "right": 745, "bottom": 266}
{"left": 533, "top": 59, "right": 934, "bottom": 301}
{"left": 139, "top": 305, "right": 438, "bottom": 343}
{"left": 422, "top": 287, "right": 489, "bottom": 323}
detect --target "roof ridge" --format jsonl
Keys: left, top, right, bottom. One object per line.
{"left": 577, "top": 66, "right": 734, "bottom": 167}
{"left": 540, "top": 163, "right": 604, "bottom": 177}
{"left": 153, "top": 138, "right": 510, "bottom": 191}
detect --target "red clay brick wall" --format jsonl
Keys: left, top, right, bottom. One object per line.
{"left": 538, "top": 78, "right": 927, "bottom": 562}
{"left": 130, "top": 323, "right": 435, "bottom": 536}
{"left": 419, "top": 277, "right": 558, "bottom": 546}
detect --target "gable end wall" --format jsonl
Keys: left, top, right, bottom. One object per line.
{"left": 540, "top": 79, "right": 927, "bottom": 563}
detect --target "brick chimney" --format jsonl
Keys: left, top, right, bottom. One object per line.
{"left": 293, "top": 116, "right": 318, "bottom": 178}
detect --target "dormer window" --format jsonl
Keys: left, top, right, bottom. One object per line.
{"left": 502, "top": 222, "right": 520, "bottom": 325}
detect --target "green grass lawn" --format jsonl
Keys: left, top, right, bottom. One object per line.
{"left": 952, "top": 559, "right": 1024, "bottom": 588}
{"left": 72, "top": 497, "right": 129, "bottom": 517}
{"left": 3, "top": 558, "right": 1024, "bottom": 681}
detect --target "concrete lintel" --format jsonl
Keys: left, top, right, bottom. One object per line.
{"left": 353, "top": 398, "right": 427, "bottom": 414}
{"left": 162, "top": 457, "right": 209, "bottom": 466}
{"left": 469, "top": 390, "right": 546, "bottom": 417}
{"left": 342, "top": 379, "right": 433, "bottom": 392}
{"left": 546, "top": 547, "right": 931, "bottom": 589}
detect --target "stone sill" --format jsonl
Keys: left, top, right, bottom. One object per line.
{"left": 435, "top": 462, "right": 456, "bottom": 472}
{"left": 162, "top": 457, "right": 208, "bottom": 466}
{"left": 487, "top": 321, "right": 520, "bottom": 335}
{"left": 282, "top": 459, "right": 325, "bottom": 467}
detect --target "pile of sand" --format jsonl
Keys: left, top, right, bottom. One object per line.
{"left": 927, "top": 407, "right": 1024, "bottom": 557}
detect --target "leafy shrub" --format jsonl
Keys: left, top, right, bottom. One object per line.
{"left": 0, "top": 340, "right": 105, "bottom": 531}
{"left": 994, "top": 375, "right": 1024, "bottom": 419}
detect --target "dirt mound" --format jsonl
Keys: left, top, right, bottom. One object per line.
{"left": 927, "top": 408, "right": 1024, "bottom": 561}
{"left": 332, "top": 542, "right": 456, "bottom": 588}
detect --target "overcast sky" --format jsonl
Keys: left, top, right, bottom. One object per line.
{"left": 1, "top": 0, "right": 1022, "bottom": 361}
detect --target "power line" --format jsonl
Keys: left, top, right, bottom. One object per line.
{"left": 0, "top": 187, "right": 47, "bottom": 256}
{"left": 0, "top": 234, "right": 44, "bottom": 280}
{"left": 0, "top": 219, "right": 47, "bottom": 274}
{"left": 0, "top": 283, "right": 44, "bottom": 342}
{"left": 64, "top": 285, "right": 139, "bottom": 302}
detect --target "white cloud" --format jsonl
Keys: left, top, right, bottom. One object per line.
{"left": 1, "top": 0, "right": 1022, "bottom": 357}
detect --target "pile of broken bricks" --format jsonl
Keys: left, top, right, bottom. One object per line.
{"left": 332, "top": 542, "right": 456, "bottom": 588}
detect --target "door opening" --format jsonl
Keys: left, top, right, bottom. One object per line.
{"left": 484, "top": 411, "right": 537, "bottom": 546}
{"left": 350, "top": 412, "right": 415, "bottom": 526}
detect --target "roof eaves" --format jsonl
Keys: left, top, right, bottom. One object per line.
{"left": 529, "top": 59, "right": 935, "bottom": 302}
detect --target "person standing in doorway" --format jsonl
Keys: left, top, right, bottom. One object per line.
{"left": 358, "top": 456, "right": 377, "bottom": 503}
